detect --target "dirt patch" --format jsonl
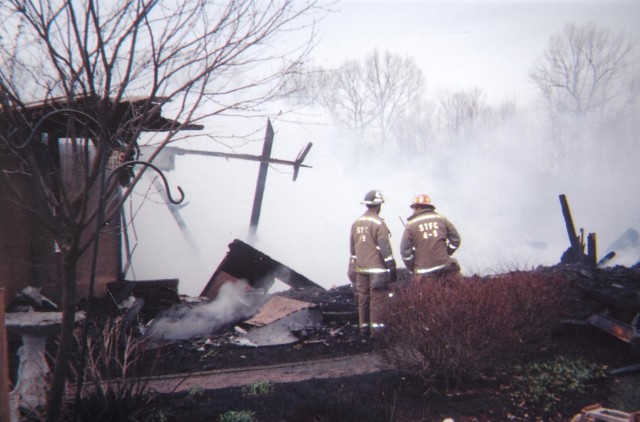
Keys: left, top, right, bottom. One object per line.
{"left": 145, "top": 353, "right": 389, "bottom": 393}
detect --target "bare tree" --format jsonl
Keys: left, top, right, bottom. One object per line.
{"left": 363, "top": 50, "right": 425, "bottom": 148}
{"left": 294, "top": 50, "right": 425, "bottom": 151}
{"left": 437, "top": 87, "right": 490, "bottom": 141}
{"left": 284, "top": 63, "right": 336, "bottom": 109}
{"left": 0, "top": 0, "right": 326, "bottom": 420}
{"left": 330, "top": 59, "right": 374, "bottom": 138}
{"left": 530, "top": 21, "right": 639, "bottom": 117}
{"left": 394, "top": 98, "right": 437, "bottom": 154}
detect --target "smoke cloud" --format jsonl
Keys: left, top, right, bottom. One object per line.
{"left": 147, "top": 280, "right": 265, "bottom": 340}
{"left": 125, "top": 102, "right": 640, "bottom": 298}
{"left": 123, "top": 0, "right": 640, "bottom": 296}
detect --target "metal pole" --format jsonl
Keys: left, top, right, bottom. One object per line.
{"left": 248, "top": 120, "right": 275, "bottom": 241}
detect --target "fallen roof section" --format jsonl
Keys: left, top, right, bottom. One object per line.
{"left": 200, "top": 239, "right": 325, "bottom": 299}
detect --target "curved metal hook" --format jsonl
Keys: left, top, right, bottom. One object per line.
{"left": 108, "top": 159, "right": 185, "bottom": 204}
{"left": 12, "top": 108, "right": 110, "bottom": 150}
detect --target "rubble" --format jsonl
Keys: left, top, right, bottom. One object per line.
{"left": 570, "top": 403, "right": 640, "bottom": 422}
{"left": 552, "top": 194, "right": 640, "bottom": 350}
{"left": 540, "top": 264, "right": 640, "bottom": 351}
{"left": 105, "top": 278, "right": 181, "bottom": 321}
{"left": 231, "top": 296, "right": 322, "bottom": 346}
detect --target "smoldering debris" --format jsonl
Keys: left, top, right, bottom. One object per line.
{"left": 146, "top": 281, "right": 267, "bottom": 341}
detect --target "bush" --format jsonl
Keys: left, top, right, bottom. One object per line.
{"left": 380, "top": 271, "right": 575, "bottom": 388}
{"left": 69, "top": 317, "right": 163, "bottom": 421}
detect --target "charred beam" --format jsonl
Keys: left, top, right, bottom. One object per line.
{"left": 249, "top": 120, "right": 275, "bottom": 240}
{"left": 587, "top": 232, "right": 597, "bottom": 267}
{"left": 587, "top": 312, "right": 638, "bottom": 344}
{"left": 559, "top": 194, "right": 589, "bottom": 265}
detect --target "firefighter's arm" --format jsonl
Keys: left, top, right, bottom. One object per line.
{"left": 399, "top": 228, "right": 415, "bottom": 271}
{"left": 376, "top": 224, "right": 397, "bottom": 282}
{"left": 348, "top": 232, "right": 357, "bottom": 283}
{"left": 347, "top": 256, "right": 357, "bottom": 283}
{"left": 377, "top": 224, "right": 396, "bottom": 265}
{"left": 446, "top": 220, "right": 461, "bottom": 255}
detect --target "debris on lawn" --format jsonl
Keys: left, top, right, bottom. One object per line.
{"left": 146, "top": 280, "right": 267, "bottom": 341}
{"left": 570, "top": 403, "right": 640, "bottom": 422}
{"left": 554, "top": 194, "right": 640, "bottom": 350}
{"left": 231, "top": 296, "right": 322, "bottom": 347}
{"left": 144, "top": 239, "right": 332, "bottom": 344}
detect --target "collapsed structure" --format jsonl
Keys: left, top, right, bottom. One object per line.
{"left": 556, "top": 194, "right": 640, "bottom": 350}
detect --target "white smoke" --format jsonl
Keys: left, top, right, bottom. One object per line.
{"left": 125, "top": 101, "right": 640, "bottom": 298}
{"left": 122, "top": 0, "right": 640, "bottom": 295}
{"left": 146, "top": 281, "right": 265, "bottom": 340}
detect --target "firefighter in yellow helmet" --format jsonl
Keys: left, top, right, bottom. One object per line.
{"left": 348, "top": 190, "right": 397, "bottom": 338}
{"left": 400, "top": 194, "right": 461, "bottom": 281}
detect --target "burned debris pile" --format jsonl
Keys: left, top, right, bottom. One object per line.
{"left": 141, "top": 282, "right": 370, "bottom": 376}
{"left": 538, "top": 263, "right": 640, "bottom": 349}
{"left": 551, "top": 194, "right": 640, "bottom": 350}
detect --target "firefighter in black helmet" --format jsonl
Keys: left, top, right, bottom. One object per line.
{"left": 348, "top": 190, "right": 397, "bottom": 338}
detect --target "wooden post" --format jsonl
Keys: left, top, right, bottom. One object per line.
{"left": 559, "top": 194, "right": 582, "bottom": 253}
{"left": 248, "top": 119, "right": 275, "bottom": 241}
{"left": 559, "top": 194, "right": 587, "bottom": 263}
{"left": 0, "top": 288, "right": 10, "bottom": 422}
{"left": 587, "top": 233, "right": 597, "bottom": 267}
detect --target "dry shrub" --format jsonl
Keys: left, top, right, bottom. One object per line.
{"left": 69, "top": 317, "right": 163, "bottom": 421}
{"left": 380, "top": 271, "right": 575, "bottom": 388}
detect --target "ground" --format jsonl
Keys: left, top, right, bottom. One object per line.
{"left": 69, "top": 266, "right": 640, "bottom": 421}
{"left": 143, "top": 322, "right": 639, "bottom": 422}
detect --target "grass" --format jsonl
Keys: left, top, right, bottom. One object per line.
{"left": 218, "top": 410, "right": 256, "bottom": 422}
{"left": 242, "top": 380, "right": 274, "bottom": 396}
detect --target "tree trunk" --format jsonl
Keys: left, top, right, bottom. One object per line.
{"left": 46, "top": 255, "right": 78, "bottom": 422}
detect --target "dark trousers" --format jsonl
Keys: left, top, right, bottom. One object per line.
{"left": 355, "top": 273, "right": 389, "bottom": 336}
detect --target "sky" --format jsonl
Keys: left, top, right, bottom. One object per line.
{"left": 312, "top": 0, "right": 640, "bottom": 105}
{"left": 125, "top": 0, "right": 640, "bottom": 297}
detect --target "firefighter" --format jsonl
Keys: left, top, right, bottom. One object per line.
{"left": 400, "top": 194, "right": 461, "bottom": 281}
{"left": 348, "top": 190, "right": 397, "bottom": 338}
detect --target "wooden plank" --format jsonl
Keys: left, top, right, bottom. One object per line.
{"left": 244, "top": 296, "right": 315, "bottom": 327}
